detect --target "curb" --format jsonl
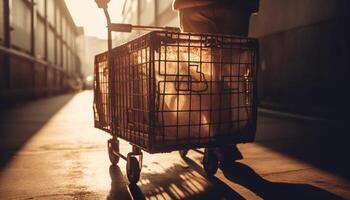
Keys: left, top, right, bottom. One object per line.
{"left": 258, "top": 107, "right": 342, "bottom": 127}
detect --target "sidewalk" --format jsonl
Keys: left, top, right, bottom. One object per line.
{"left": 0, "top": 91, "right": 349, "bottom": 199}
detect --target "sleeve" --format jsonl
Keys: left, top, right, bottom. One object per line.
{"left": 249, "top": 0, "right": 259, "bottom": 13}
{"left": 173, "top": 0, "right": 217, "bottom": 10}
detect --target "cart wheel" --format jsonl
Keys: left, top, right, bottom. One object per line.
{"left": 127, "top": 156, "right": 140, "bottom": 184}
{"left": 108, "top": 139, "right": 120, "bottom": 165}
{"left": 203, "top": 148, "right": 218, "bottom": 177}
{"left": 179, "top": 149, "right": 189, "bottom": 158}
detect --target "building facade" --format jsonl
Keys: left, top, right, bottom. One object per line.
{"left": 120, "top": 0, "right": 349, "bottom": 122}
{"left": 117, "top": 0, "right": 177, "bottom": 43}
{"left": 0, "top": 0, "right": 83, "bottom": 103}
{"left": 249, "top": 0, "right": 349, "bottom": 122}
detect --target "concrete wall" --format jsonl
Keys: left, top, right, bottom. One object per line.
{"left": 249, "top": 0, "right": 350, "bottom": 121}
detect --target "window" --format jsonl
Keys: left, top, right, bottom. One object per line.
{"left": 69, "top": 30, "right": 74, "bottom": 51}
{"left": 67, "top": 49, "right": 71, "bottom": 73}
{"left": 66, "top": 27, "right": 70, "bottom": 46}
{"left": 11, "top": 0, "right": 31, "bottom": 51}
{"left": 62, "top": 45, "right": 67, "bottom": 70}
{"left": 47, "top": 28, "right": 55, "bottom": 63}
{"left": 57, "top": 40, "right": 61, "bottom": 66}
{"left": 35, "top": 19, "right": 45, "bottom": 59}
{"left": 36, "top": 0, "right": 45, "bottom": 16}
{"left": 70, "top": 30, "right": 76, "bottom": 51}
{"left": 62, "top": 17, "right": 66, "bottom": 41}
{"left": 47, "top": 0, "right": 55, "bottom": 26}
{"left": 70, "top": 52, "right": 75, "bottom": 74}
{"left": 56, "top": 8, "right": 61, "bottom": 36}
{"left": 0, "top": 0, "right": 4, "bottom": 41}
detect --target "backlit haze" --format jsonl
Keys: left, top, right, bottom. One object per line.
{"left": 65, "top": 0, "right": 125, "bottom": 39}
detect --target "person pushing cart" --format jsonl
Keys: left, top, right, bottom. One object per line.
{"left": 94, "top": 0, "right": 259, "bottom": 184}
{"left": 173, "top": 0, "right": 259, "bottom": 168}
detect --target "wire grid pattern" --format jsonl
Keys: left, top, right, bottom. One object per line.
{"left": 112, "top": 35, "right": 151, "bottom": 148}
{"left": 93, "top": 53, "right": 112, "bottom": 132}
{"left": 94, "top": 31, "right": 258, "bottom": 153}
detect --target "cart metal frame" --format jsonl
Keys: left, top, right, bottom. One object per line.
{"left": 94, "top": 0, "right": 258, "bottom": 184}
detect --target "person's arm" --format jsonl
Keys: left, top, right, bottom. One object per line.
{"left": 172, "top": 0, "right": 216, "bottom": 10}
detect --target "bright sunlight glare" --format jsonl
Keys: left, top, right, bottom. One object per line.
{"left": 65, "top": 0, "right": 125, "bottom": 39}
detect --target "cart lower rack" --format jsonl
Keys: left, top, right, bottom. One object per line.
{"left": 93, "top": 31, "right": 258, "bottom": 184}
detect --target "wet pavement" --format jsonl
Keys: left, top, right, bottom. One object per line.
{"left": 0, "top": 91, "right": 349, "bottom": 199}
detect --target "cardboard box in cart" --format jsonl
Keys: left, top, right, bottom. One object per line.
{"left": 94, "top": 31, "right": 258, "bottom": 153}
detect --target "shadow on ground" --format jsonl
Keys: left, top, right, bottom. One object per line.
{"left": 108, "top": 156, "right": 344, "bottom": 199}
{"left": 221, "top": 162, "right": 345, "bottom": 200}
{"left": 108, "top": 161, "right": 244, "bottom": 200}
{"left": 0, "top": 94, "right": 74, "bottom": 170}
{"left": 256, "top": 112, "right": 350, "bottom": 181}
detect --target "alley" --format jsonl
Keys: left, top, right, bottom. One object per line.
{"left": 0, "top": 91, "right": 349, "bottom": 200}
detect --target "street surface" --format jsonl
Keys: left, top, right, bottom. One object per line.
{"left": 0, "top": 91, "right": 349, "bottom": 199}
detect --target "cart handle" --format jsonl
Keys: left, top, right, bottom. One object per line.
{"left": 108, "top": 23, "right": 180, "bottom": 33}
{"left": 95, "top": 0, "right": 181, "bottom": 50}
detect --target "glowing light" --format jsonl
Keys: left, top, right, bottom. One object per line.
{"left": 65, "top": 0, "right": 125, "bottom": 39}
{"left": 86, "top": 75, "right": 93, "bottom": 82}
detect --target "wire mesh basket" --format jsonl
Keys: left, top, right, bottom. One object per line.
{"left": 94, "top": 31, "right": 258, "bottom": 153}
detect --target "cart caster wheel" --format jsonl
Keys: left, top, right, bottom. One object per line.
{"left": 108, "top": 139, "right": 120, "bottom": 165}
{"left": 203, "top": 148, "right": 218, "bottom": 177}
{"left": 127, "top": 156, "right": 140, "bottom": 184}
{"left": 179, "top": 149, "right": 189, "bottom": 158}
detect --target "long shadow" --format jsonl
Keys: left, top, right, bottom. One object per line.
{"left": 0, "top": 94, "right": 74, "bottom": 170}
{"left": 221, "top": 162, "right": 346, "bottom": 200}
{"left": 108, "top": 165, "right": 137, "bottom": 200}
{"left": 108, "top": 159, "right": 245, "bottom": 200}
{"left": 256, "top": 112, "right": 350, "bottom": 180}
{"left": 180, "top": 157, "right": 245, "bottom": 200}
{"left": 183, "top": 156, "right": 345, "bottom": 199}
{"left": 108, "top": 155, "right": 344, "bottom": 199}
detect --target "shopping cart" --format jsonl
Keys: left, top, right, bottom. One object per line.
{"left": 94, "top": 0, "right": 258, "bottom": 184}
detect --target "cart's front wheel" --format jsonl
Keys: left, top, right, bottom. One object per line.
{"left": 179, "top": 149, "right": 189, "bottom": 158}
{"left": 127, "top": 156, "right": 140, "bottom": 184}
{"left": 203, "top": 148, "right": 218, "bottom": 177}
{"left": 108, "top": 139, "right": 120, "bottom": 165}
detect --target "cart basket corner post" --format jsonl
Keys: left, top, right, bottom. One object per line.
{"left": 93, "top": 1, "right": 258, "bottom": 184}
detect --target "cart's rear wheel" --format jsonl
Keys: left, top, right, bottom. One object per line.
{"left": 179, "top": 149, "right": 189, "bottom": 158}
{"left": 108, "top": 139, "right": 120, "bottom": 165}
{"left": 203, "top": 148, "right": 218, "bottom": 177}
{"left": 127, "top": 156, "right": 140, "bottom": 184}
